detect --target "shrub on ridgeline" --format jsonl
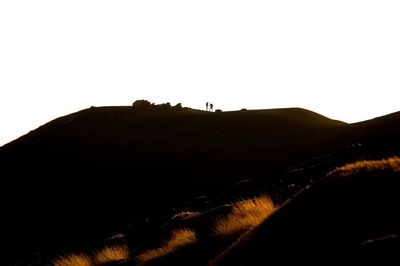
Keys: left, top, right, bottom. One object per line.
{"left": 173, "top": 103, "right": 182, "bottom": 109}
{"left": 132, "top": 100, "right": 153, "bottom": 109}
{"left": 157, "top": 102, "right": 171, "bottom": 110}
{"left": 132, "top": 100, "right": 185, "bottom": 112}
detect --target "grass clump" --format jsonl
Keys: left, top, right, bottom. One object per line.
{"left": 93, "top": 244, "right": 129, "bottom": 265}
{"left": 52, "top": 253, "right": 93, "bottom": 266}
{"left": 329, "top": 156, "right": 400, "bottom": 177}
{"left": 136, "top": 228, "right": 196, "bottom": 265}
{"left": 214, "top": 195, "right": 276, "bottom": 238}
{"left": 52, "top": 244, "right": 129, "bottom": 266}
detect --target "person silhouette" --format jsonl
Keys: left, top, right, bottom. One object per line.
{"left": 209, "top": 103, "right": 213, "bottom": 112}
{"left": 206, "top": 102, "right": 209, "bottom": 111}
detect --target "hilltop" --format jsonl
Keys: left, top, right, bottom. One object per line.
{"left": 1, "top": 102, "right": 399, "bottom": 265}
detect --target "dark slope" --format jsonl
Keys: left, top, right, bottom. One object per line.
{"left": 1, "top": 106, "right": 345, "bottom": 203}
{"left": 0, "top": 106, "right": 346, "bottom": 264}
{"left": 337, "top": 111, "right": 400, "bottom": 155}
{"left": 0, "top": 105, "right": 399, "bottom": 265}
{"left": 211, "top": 165, "right": 400, "bottom": 265}
{"left": 1, "top": 106, "right": 346, "bottom": 196}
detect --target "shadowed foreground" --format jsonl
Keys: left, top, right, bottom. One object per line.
{"left": 211, "top": 157, "right": 400, "bottom": 265}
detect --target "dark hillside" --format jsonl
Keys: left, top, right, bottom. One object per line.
{"left": 1, "top": 105, "right": 399, "bottom": 265}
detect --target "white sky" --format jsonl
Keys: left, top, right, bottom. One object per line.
{"left": 1, "top": 1, "right": 400, "bottom": 146}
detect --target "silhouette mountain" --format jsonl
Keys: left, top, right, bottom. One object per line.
{"left": 1, "top": 104, "right": 399, "bottom": 265}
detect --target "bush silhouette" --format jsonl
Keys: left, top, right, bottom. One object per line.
{"left": 173, "top": 103, "right": 182, "bottom": 109}
{"left": 132, "top": 100, "right": 152, "bottom": 109}
{"left": 158, "top": 102, "right": 171, "bottom": 110}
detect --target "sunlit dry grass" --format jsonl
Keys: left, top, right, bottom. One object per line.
{"left": 52, "top": 244, "right": 129, "bottom": 266}
{"left": 214, "top": 195, "right": 276, "bottom": 238}
{"left": 52, "top": 253, "right": 93, "bottom": 266}
{"left": 328, "top": 156, "right": 400, "bottom": 177}
{"left": 136, "top": 228, "right": 196, "bottom": 265}
{"left": 171, "top": 211, "right": 200, "bottom": 220}
{"left": 93, "top": 244, "right": 129, "bottom": 265}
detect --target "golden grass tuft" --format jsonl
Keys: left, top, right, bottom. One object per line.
{"left": 171, "top": 211, "right": 200, "bottom": 220}
{"left": 52, "top": 253, "right": 93, "bottom": 266}
{"left": 93, "top": 244, "right": 129, "bottom": 265}
{"left": 52, "top": 244, "right": 129, "bottom": 266}
{"left": 328, "top": 156, "right": 400, "bottom": 177}
{"left": 136, "top": 228, "right": 196, "bottom": 265}
{"left": 214, "top": 195, "right": 276, "bottom": 238}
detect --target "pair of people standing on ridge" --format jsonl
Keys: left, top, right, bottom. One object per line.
{"left": 206, "top": 102, "right": 214, "bottom": 112}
